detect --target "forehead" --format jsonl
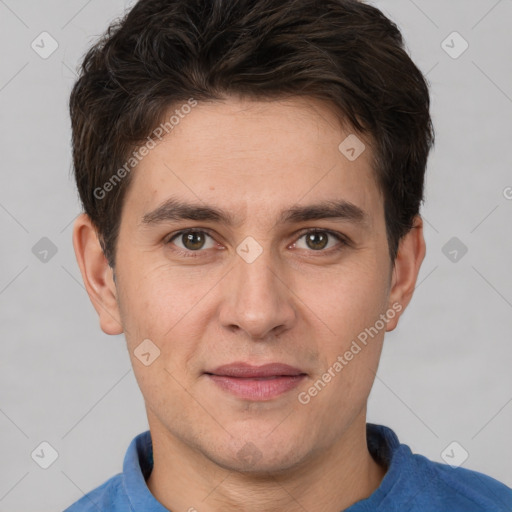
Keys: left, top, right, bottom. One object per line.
{"left": 123, "top": 96, "right": 382, "bottom": 224}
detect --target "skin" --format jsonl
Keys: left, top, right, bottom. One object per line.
{"left": 73, "top": 96, "right": 425, "bottom": 512}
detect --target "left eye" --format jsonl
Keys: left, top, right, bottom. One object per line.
{"left": 293, "top": 230, "right": 343, "bottom": 251}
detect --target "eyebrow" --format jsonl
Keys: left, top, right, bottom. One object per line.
{"left": 140, "top": 197, "right": 368, "bottom": 227}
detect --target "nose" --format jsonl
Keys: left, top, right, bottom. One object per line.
{"left": 218, "top": 249, "right": 296, "bottom": 340}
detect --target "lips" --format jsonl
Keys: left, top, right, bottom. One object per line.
{"left": 206, "top": 362, "right": 306, "bottom": 378}
{"left": 205, "top": 362, "right": 307, "bottom": 400}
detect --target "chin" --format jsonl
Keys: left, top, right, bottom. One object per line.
{"left": 205, "top": 437, "right": 310, "bottom": 476}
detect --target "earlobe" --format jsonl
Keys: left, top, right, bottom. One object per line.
{"left": 386, "top": 215, "right": 426, "bottom": 332}
{"left": 72, "top": 213, "right": 124, "bottom": 335}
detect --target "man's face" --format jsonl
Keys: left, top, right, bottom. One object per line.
{"left": 110, "top": 96, "right": 398, "bottom": 472}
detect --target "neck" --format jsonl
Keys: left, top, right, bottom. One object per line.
{"left": 146, "top": 411, "right": 386, "bottom": 512}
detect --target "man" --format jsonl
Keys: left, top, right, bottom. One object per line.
{"left": 64, "top": 0, "right": 512, "bottom": 510}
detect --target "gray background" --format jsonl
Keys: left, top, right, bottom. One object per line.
{"left": 0, "top": 0, "right": 511, "bottom": 510}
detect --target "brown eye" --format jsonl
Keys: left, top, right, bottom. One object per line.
{"left": 304, "top": 231, "right": 329, "bottom": 250}
{"left": 168, "top": 230, "right": 216, "bottom": 252}
{"left": 294, "top": 230, "right": 347, "bottom": 252}
{"left": 182, "top": 232, "right": 206, "bottom": 250}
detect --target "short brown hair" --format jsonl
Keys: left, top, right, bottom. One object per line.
{"left": 70, "top": 0, "right": 434, "bottom": 267}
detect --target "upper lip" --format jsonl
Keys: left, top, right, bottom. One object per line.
{"left": 206, "top": 362, "right": 306, "bottom": 378}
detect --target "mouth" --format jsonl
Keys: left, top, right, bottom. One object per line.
{"left": 204, "top": 362, "right": 307, "bottom": 401}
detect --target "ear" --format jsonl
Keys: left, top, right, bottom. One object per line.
{"left": 386, "top": 215, "right": 426, "bottom": 332}
{"left": 72, "top": 213, "right": 123, "bottom": 335}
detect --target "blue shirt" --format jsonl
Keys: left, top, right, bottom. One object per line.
{"left": 64, "top": 424, "right": 512, "bottom": 511}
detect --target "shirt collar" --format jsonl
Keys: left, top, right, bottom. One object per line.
{"left": 122, "top": 430, "right": 168, "bottom": 511}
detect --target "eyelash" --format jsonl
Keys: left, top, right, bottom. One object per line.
{"left": 165, "top": 228, "right": 350, "bottom": 258}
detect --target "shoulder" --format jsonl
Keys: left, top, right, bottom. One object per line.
{"left": 362, "top": 425, "right": 512, "bottom": 512}
{"left": 63, "top": 473, "right": 129, "bottom": 512}
{"left": 400, "top": 448, "right": 512, "bottom": 511}
{"left": 63, "top": 430, "right": 155, "bottom": 512}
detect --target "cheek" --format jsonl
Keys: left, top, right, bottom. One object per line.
{"left": 116, "top": 269, "right": 204, "bottom": 410}
{"left": 297, "top": 258, "right": 390, "bottom": 342}
{"left": 291, "top": 257, "right": 389, "bottom": 410}
{"left": 116, "top": 263, "right": 216, "bottom": 388}
{"left": 117, "top": 261, "right": 208, "bottom": 338}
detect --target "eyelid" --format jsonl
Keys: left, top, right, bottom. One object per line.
{"left": 166, "top": 227, "right": 215, "bottom": 244}
{"left": 292, "top": 227, "right": 350, "bottom": 246}
{"left": 290, "top": 228, "right": 351, "bottom": 254}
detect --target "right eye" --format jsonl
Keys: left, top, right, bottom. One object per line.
{"left": 166, "top": 229, "right": 219, "bottom": 255}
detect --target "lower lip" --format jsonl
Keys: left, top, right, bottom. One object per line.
{"left": 207, "top": 374, "right": 306, "bottom": 400}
